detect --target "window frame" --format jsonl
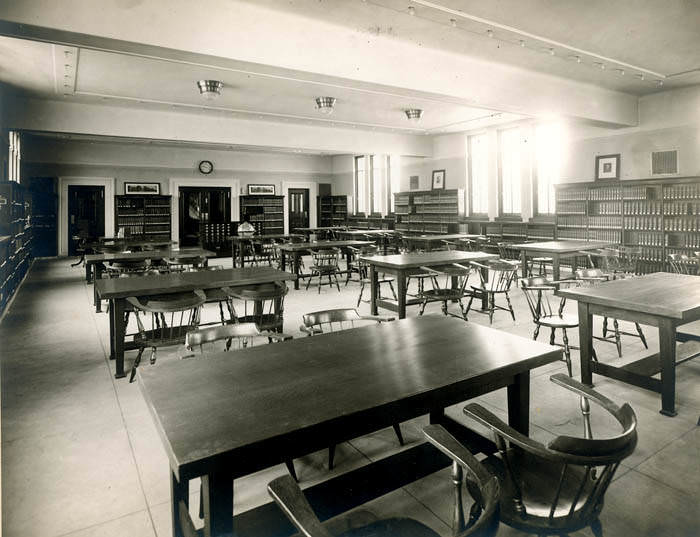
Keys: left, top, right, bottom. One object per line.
{"left": 533, "top": 123, "right": 559, "bottom": 217}
{"left": 467, "top": 133, "right": 489, "bottom": 217}
{"left": 497, "top": 127, "right": 522, "bottom": 218}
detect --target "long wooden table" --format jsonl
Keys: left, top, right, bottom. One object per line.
{"left": 138, "top": 315, "right": 562, "bottom": 537}
{"left": 277, "top": 240, "right": 373, "bottom": 289}
{"left": 95, "top": 267, "right": 295, "bottom": 378}
{"left": 229, "top": 234, "right": 303, "bottom": 268}
{"left": 337, "top": 229, "right": 398, "bottom": 254}
{"left": 558, "top": 272, "right": 700, "bottom": 416}
{"left": 513, "top": 240, "right": 617, "bottom": 281}
{"left": 360, "top": 250, "right": 497, "bottom": 318}
{"left": 86, "top": 248, "right": 216, "bottom": 311}
{"left": 294, "top": 226, "right": 348, "bottom": 240}
{"left": 402, "top": 233, "right": 484, "bottom": 251}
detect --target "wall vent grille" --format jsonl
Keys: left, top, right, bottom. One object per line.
{"left": 651, "top": 150, "right": 678, "bottom": 175}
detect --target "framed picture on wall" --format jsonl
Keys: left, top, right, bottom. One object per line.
{"left": 431, "top": 169, "right": 446, "bottom": 190}
{"left": 595, "top": 154, "right": 620, "bottom": 181}
{"left": 125, "top": 182, "right": 160, "bottom": 195}
{"left": 247, "top": 184, "right": 276, "bottom": 195}
{"left": 409, "top": 176, "right": 420, "bottom": 190}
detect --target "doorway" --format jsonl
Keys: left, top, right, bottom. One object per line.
{"left": 178, "top": 187, "right": 231, "bottom": 246}
{"left": 288, "top": 188, "right": 309, "bottom": 231}
{"left": 67, "top": 185, "right": 105, "bottom": 255}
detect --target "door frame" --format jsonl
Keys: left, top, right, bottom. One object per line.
{"left": 287, "top": 187, "right": 310, "bottom": 231}
{"left": 283, "top": 181, "right": 318, "bottom": 234}
{"left": 58, "top": 176, "right": 114, "bottom": 256}
{"left": 169, "top": 177, "right": 239, "bottom": 243}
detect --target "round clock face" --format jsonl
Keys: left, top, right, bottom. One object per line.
{"left": 198, "top": 160, "right": 213, "bottom": 174}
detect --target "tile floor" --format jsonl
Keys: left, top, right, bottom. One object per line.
{"left": 1, "top": 257, "right": 698, "bottom": 537}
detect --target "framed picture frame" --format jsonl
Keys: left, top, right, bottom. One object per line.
{"left": 247, "top": 184, "right": 276, "bottom": 195}
{"left": 595, "top": 154, "right": 620, "bottom": 181}
{"left": 431, "top": 169, "right": 446, "bottom": 190}
{"left": 409, "top": 176, "right": 420, "bottom": 190}
{"left": 125, "top": 182, "right": 160, "bottom": 195}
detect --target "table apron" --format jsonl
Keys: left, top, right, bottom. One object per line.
{"left": 586, "top": 302, "right": 668, "bottom": 327}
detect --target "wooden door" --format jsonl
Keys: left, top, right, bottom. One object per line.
{"left": 179, "top": 187, "right": 231, "bottom": 247}
{"left": 67, "top": 185, "right": 104, "bottom": 255}
{"left": 288, "top": 188, "right": 309, "bottom": 231}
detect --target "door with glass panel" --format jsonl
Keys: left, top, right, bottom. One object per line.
{"left": 288, "top": 188, "right": 309, "bottom": 231}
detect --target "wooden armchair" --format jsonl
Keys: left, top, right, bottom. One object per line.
{"left": 184, "top": 322, "right": 292, "bottom": 355}
{"left": 465, "top": 260, "right": 518, "bottom": 324}
{"left": 300, "top": 308, "right": 395, "bottom": 335}
{"left": 464, "top": 373, "right": 637, "bottom": 537}
{"left": 300, "top": 308, "right": 401, "bottom": 473}
{"left": 417, "top": 263, "right": 473, "bottom": 320}
{"left": 267, "top": 424, "right": 500, "bottom": 537}
{"left": 520, "top": 277, "right": 583, "bottom": 376}
{"left": 306, "top": 248, "right": 342, "bottom": 293}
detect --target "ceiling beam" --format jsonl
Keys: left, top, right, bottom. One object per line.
{"left": 0, "top": 0, "right": 638, "bottom": 127}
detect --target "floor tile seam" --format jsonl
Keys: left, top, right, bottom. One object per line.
{"left": 400, "top": 482, "right": 453, "bottom": 531}
{"left": 50, "top": 508, "right": 156, "bottom": 537}
{"left": 88, "top": 288, "right": 161, "bottom": 535}
{"left": 620, "top": 466, "right": 693, "bottom": 497}
{"left": 621, "top": 416, "right": 696, "bottom": 470}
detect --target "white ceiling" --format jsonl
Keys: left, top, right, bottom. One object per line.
{"left": 0, "top": 0, "right": 698, "bottom": 152}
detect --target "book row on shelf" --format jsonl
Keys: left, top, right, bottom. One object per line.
{"left": 624, "top": 200, "right": 663, "bottom": 215}
{"left": 628, "top": 232, "right": 664, "bottom": 247}
{"left": 588, "top": 216, "right": 622, "bottom": 229}
{"left": 589, "top": 187, "right": 622, "bottom": 200}
{"left": 667, "top": 234, "right": 700, "bottom": 249}
{"left": 666, "top": 201, "right": 700, "bottom": 215}
{"left": 592, "top": 201, "right": 621, "bottom": 215}
{"left": 588, "top": 229, "right": 622, "bottom": 242}
{"left": 627, "top": 216, "right": 662, "bottom": 231}
{"left": 663, "top": 184, "right": 700, "bottom": 199}
{"left": 664, "top": 216, "right": 699, "bottom": 232}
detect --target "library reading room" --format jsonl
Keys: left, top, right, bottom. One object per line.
{"left": 0, "top": 2, "right": 698, "bottom": 537}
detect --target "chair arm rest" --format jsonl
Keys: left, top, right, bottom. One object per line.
{"left": 549, "top": 373, "right": 624, "bottom": 417}
{"left": 469, "top": 261, "right": 489, "bottom": 270}
{"left": 463, "top": 403, "right": 549, "bottom": 456}
{"left": 451, "top": 263, "right": 472, "bottom": 271}
{"left": 267, "top": 475, "right": 333, "bottom": 537}
{"left": 359, "top": 314, "right": 395, "bottom": 323}
{"left": 126, "top": 296, "right": 147, "bottom": 310}
{"left": 418, "top": 265, "right": 441, "bottom": 275}
{"left": 299, "top": 325, "right": 320, "bottom": 336}
{"left": 423, "top": 424, "right": 492, "bottom": 487}
{"left": 261, "top": 331, "right": 294, "bottom": 342}
{"left": 576, "top": 276, "right": 609, "bottom": 283}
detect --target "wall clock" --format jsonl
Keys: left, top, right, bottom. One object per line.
{"left": 198, "top": 160, "right": 214, "bottom": 174}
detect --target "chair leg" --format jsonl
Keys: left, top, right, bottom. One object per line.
{"left": 505, "top": 292, "right": 515, "bottom": 321}
{"left": 603, "top": 317, "right": 609, "bottom": 338}
{"left": 441, "top": 300, "right": 448, "bottom": 316}
{"left": 305, "top": 271, "right": 313, "bottom": 290}
{"left": 533, "top": 324, "right": 540, "bottom": 340}
{"left": 357, "top": 281, "right": 365, "bottom": 307}
{"left": 550, "top": 327, "right": 556, "bottom": 346}
{"left": 458, "top": 298, "right": 468, "bottom": 320}
{"left": 392, "top": 423, "right": 404, "bottom": 446}
{"left": 328, "top": 445, "right": 336, "bottom": 470}
{"left": 488, "top": 294, "right": 495, "bottom": 324}
{"left": 150, "top": 347, "right": 157, "bottom": 365}
{"left": 129, "top": 348, "right": 145, "bottom": 383}
{"left": 613, "top": 319, "right": 622, "bottom": 357}
{"left": 590, "top": 518, "right": 603, "bottom": 537}
{"left": 635, "top": 322, "right": 648, "bottom": 348}
{"left": 285, "top": 459, "right": 298, "bottom": 482}
{"left": 562, "top": 328, "right": 573, "bottom": 377}
{"left": 419, "top": 299, "right": 427, "bottom": 316}
{"left": 388, "top": 281, "right": 397, "bottom": 301}
{"left": 334, "top": 273, "right": 340, "bottom": 292}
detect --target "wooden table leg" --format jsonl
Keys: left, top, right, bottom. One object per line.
{"left": 520, "top": 250, "right": 528, "bottom": 279}
{"left": 171, "top": 471, "right": 189, "bottom": 537}
{"left": 370, "top": 265, "right": 378, "bottom": 316}
{"left": 85, "top": 262, "right": 91, "bottom": 283}
{"left": 552, "top": 255, "right": 561, "bottom": 282}
{"left": 108, "top": 298, "right": 116, "bottom": 362}
{"left": 578, "top": 301, "right": 593, "bottom": 386}
{"left": 507, "top": 370, "right": 530, "bottom": 436}
{"left": 202, "top": 471, "right": 234, "bottom": 537}
{"left": 240, "top": 241, "right": 245, "bottom": 268}
{"left": 397, "top": 271, "right": 407, "bottom": 319}
{"left": 280, "top": 250, "right": 286, "bottom": 272}
{"left": 94, "top": 264, "right": 103, "bottom": 312}
{"left": 658, "top": 318, "right": 678, "bottom": 417}
{"left": 113, "top": 298, "right": 126, "bottom": 379}
{"left": 479, "top": 266, "right": 489, "bottom": 310}
{"left": 293, "top": 252, "right": 300, "bottom": 290}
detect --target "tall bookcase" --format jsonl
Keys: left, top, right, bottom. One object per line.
{"left": 0, "top": 181, "right": 32, "bottom": 314}
{"left": 240, "top": 195, "right": 284, "bottom": 234}
{"left": 555, "top": 177, "right": 700, "bottom": 273}
{"left": 317, "top": 195, "right": 348, "bottom": 227}
{"left": 115, "top": 195, "right": 172, "bottom": 240}
{"left": 393, "top": 189, "right": 465, "bottom": 234}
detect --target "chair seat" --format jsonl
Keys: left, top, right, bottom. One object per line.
{"left": 309, "top": 264, "right": 338, "bottom": 273}
{"left": 532, "top": 256, "right": 552, "bottom": 262}
{"left": 483, "top": 450, "right": 596, "bottom": 533}
{"left": 536, "top": 313, "right": 579, "bottom": 329}
{"left": 133, "top": 325, "right": 198, "bottom": 347}
{"left": 336, "top": 517, "right": 440, "bottom": 537}
{"left": 421, "top": 288, "right": 467, "bottom": 301}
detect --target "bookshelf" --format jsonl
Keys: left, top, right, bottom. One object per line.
{"left": 115, "top": 195, "right": 172, "bottom": 240}
{"left": 393, "top": 189, "right": 465, "bottom": 234}
{"left": 0, "top": 181, "right": 32, "bottom": 314}
{"left": 240, "top": 195, "right": 284, "bottom": 234}
{"left": 555, "top": 177, "right": 700, "bottom": 273}
{"left": 317, "top": 195, "right": 348, "bottom": 227}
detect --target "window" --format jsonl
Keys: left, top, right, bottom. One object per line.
{"left": 534, "top": 123, "right": 561, "bottom": 215}
{"left": 8, "top": 130, "right": 20, "bottom": 183}
{"left": 468, "top": 134, "right": 488, "bottom": 215}
{"left": 354, "top": 155, "right": 366, "bottom": 214}
{"left": 371, "top": 155, "right": 384, "bottom": 214}
{"left": 499, "top": 128, "right": 521, "bottom": 216}
{"left": 388, "top": 155, "right": 400, "bottom": 213}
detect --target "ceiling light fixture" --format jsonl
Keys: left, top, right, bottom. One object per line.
{"left": 519, "top": 40, "right": 526, "bottom": 47}
{"left": 593, "top": 62, "right": 605, "bottom": 70}
{"left": 407, "top": 5, "right": 415, "bottom": 15}
{"left": 615, "top": 68, "right": 625, "bottom": 76}
{"left": 547, "top": 47, "right": 555, "bottom": 56}
{"left": 656, "top": 80, "right": 664, "bottom": 87}
{"left": 486, "top": 29, "right": 494, "bottom": 38}
{"left": 197, "top": 80, "right": 223, "bottom": 100}
{"left": 450, "top": 18, "right": 457, "bottom": 27}
{"left": 404, "top": 108, "right": 423, "bottom": 123}
{"left": 635, "top": 73, "right": 645, "bottom": 80}
{"left": 568, "top": 54, "right": 582, "bottom": 63}
{"left": 315, "top": 96, "right": 336, "bottom": 115}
